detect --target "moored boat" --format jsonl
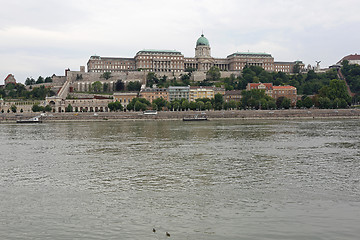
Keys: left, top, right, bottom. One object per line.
{"left": 183, "top": 114, "right": 208, "bottom": 121}
{"left": 16, "top": 117, "right": 42, "bottom": 124}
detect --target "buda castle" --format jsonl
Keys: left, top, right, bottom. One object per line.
{"left": 87, "top": 34, "right": 304, "bottom": 75}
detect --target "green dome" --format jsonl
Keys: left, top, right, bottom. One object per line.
{"left": 196, "top": 34, "right": 210, "bottom": 46}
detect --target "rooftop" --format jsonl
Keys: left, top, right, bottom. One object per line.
{"left": 339, "top": 53, "right": 360, "bottom": 63}
{"left": 196, "top": 34, "right": 210, "bottom": 47}
{"left": 227, "top": 52, "right": 272, "bottom": 58}
{"left": 136, "top": 49, "right": 183, "bottom": 55}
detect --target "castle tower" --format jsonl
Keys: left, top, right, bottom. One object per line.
{"left": 195, "top": 34, "right": 214, "bottom": 71}
{"left": 195, "top": 34, "right": 211, "bottom": 58}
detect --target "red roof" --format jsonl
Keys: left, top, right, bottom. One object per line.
{"left": 338, "top": 54, "right": 360, "bottom": 64}
{"left": 248, "top": 83, "right": 273, "bottom": 90}
{"left": 5, "top": 74, "right": 13, "bottom": 81}
{"left": 343, "top": 54, "right": 360, "bottom": 61}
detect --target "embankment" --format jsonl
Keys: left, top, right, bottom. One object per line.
{"left": 1, "top": 109, "right": 359, "bottom": 123}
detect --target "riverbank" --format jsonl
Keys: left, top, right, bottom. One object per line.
{"left": 1, "top": 109, "right": 359, "bottom": 123}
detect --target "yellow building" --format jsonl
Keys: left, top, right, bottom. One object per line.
{"left": 189, "top": 86, "right": 215, "bottom": 102}
{"left": 113, "top": 92, "right": 138, "bottom": 108}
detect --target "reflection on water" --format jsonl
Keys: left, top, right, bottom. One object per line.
{"left": 0, "top": 119, "right": 359, "bottom": 240}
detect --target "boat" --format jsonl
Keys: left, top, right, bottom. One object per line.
{"left": 183, "top": 114, "right": 208, "bottom": 121}
{"left": 143, "top": 110, "right": 158, "bottom": 115}
{"left": 16, "top": 116, "right": 42, "bottom": 124}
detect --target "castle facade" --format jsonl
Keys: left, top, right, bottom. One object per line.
{"left": 87, "top": 34, "right": 304, "bottom": 74}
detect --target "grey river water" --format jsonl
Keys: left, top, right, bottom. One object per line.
{"left": 0, "top": 119, "right": 359, "bottom": 240}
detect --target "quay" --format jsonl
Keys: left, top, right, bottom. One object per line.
{"left": 0, "top": 109, "right": 359, "bottom": 123}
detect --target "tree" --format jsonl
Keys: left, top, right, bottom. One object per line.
{"left": 181, "top": 74, "right": 191, "bottom": 85}
{"left": 108, "top": 101, "right": 123, "bottom": 111}
{"left": 44, "top": 105, "right": 52, "bottom": 112}
{"left": 11, "top": 105, "right": 17, "bottom": 113}
{"left": 280, "top": 97, "right": 291, "bottom": 109}
{"left": 103, "top": 83, "right": 109, "bottom": 92}
{"left": 213, "top": 93, "right": 224, "bottom": 110}
{"left": 205, "top": 101, "right": 212, "bottom": 110}
{"left": 153, "top": 97, "right": 167, "bottom": 111}
{"left": 302, "top": 96, "right": 313, "bottom": 108}
{"left": 92, "top": 81, "right": 102, "bottom": 92}
{"left": 36, "top": 76, "right": 44, "bottom": 84}
{"left": 197, "top": 100, "right": 205, "bottom": 110}
{"left": 65, "top": 104, "right": 73, "bottom": 112}
{"left": 189, "top": 101, "right": 197, "bottom": 110}
{"left": 293, "top": 63, "right": 301, "bottom": 74}
{"left": 115, "top": 80, "right": 125, "bottom": 91}
{"left": 25, "top": 77, "right": 36, "bottom": 86}
{"left": 206, "top": 66, "right": 221, "bottom": 81}
{"left": 101, "top": 72, "right": 112, "bottom": 80}
{"left": 181, "top": 99, "right": 190, "bottom": 111}
{"left": 146, "top": 72, "right": 159, "bottom": 87}
{"left": 134, "top": 101, "right": 147, "bottom": 111}
{"left": 44, "top": 77, "right": 53, "bottom": 83}
{"left": 32, "top": 104, "right": 43, "bottom": 112}
{"left": 127, "top": 98, "right": 150, "bottom": 111}
{"left": 317, "top": 97, "right": 331, "bottom": 109}
{"left": 127, "top": 81, "right": 142, "bottom": 91}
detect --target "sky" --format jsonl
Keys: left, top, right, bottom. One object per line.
{"left": 1, "top": 0, "right": 360, "bottom": 83}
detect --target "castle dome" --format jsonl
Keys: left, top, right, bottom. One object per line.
{"left": 196, "top": 34, "right": 210, "bottom": 47}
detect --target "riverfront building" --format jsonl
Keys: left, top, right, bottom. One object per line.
{"left": 337, "top": 53, "right": 360, "bottom": 65}
{"left": 139, "top": 87, "right": 168, "bottom": 103}
{"left": 247, "top": 83, "right": 297, "bottom": 105}
{"left": 87, "top": 34, "right": 304, "bottom": 75}
{"left": 168, "top": 86, "right": 190, "bottom": 102}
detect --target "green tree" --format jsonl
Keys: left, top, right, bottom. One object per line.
{"left": 11, "top": 105, "right": 17, "bottom": 113}
{"left": 153, "top": 97, "right": 167, "bottom": 111}
{"left": 127, "top": 81, "right": 142, "bottom": 91}
{"left": 205, "top": 101, "right": 212, "bottom": 110}
{"left": 115, "top": 80, "right": 125, "bottom": 91}
{"left": 171, "top": 100, "right": 181, "bottom": 111}
{"left": 134, "top": 101, "right": 147, "bottom": 111}
{"left": 44, "top": 105, "right": 52, "bottom": 112}
{"left": 197, "top": 100, "right": 205, "bottom": 110}
{"left": 206, "top": 66, "right": 221, "bottom": 81}
{"left": 103, "top": 83, "right": 109, "bottom": 92}
{"left": 146, "top": 72, "right": 159, "bottom": 87}
{"left": 92, "top": 81, "right": 102, "bottom": 92}
{"left": 213, "top": 93, "right": 224, "bottom": 110}
{"left": 302, "top": 97, "right": 313, "bottom": 108}
{"left": 181, "top": 74, "right": 191, "bottom": 85}
{"left": 127, "top": 98, "right": 150, "bottom": 111}
{"left": 189, "top": 101, "right": 197, "bottom": 110}
{"left": 317, "top": 97, "right": 331, "bottom": 109}
{"left": 36, "top": 76, "right": 44, "bottom": 84}
{"left": 293, "top": 63, "right": 301, "bottom": 74}
{"left": 181, "top": 99, "right": 190, "bottom": 111}
{"left": 280, "top": 97, "right": 291, "bottom": 109}
{"left": 101, "top": 72, "right": 112, "bottom": 80}
{"left": 25, "top": 77, "right": 35, "bottom": 86}
{"left": 65, "top": 104, "right": 73, "bottom": 112}
{"left": 44, "top": 77, "right": 53, "bottom": 83}
{"left": 32, "top": 104, "right": 43, "bottom": 112}
{"left": 108, "top": 101, "right": 123, "bottom": 112}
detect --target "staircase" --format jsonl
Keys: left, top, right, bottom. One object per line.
{"left": 57, "top": 79, "right": 71, "bottom": 99}
{"left": 337, "top": 68, "right": 355, "bottom": 97}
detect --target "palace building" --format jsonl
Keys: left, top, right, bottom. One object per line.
{"left": 87, "top": 34, "right": 304, "bottom": 74}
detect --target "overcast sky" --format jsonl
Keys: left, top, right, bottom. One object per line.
{"left": 1, "top": 0, "right": 359, "bottom": 83}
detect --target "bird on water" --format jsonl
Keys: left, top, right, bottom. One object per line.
{"left": 153, "top": 228, "right": 156, "bottom": 233}
{"left": 166, "top": 232, "right": 170, "bottom": 237}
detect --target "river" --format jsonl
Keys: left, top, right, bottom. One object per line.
{"left": 0, "top": 119, "right": 359, "bottom": 240}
